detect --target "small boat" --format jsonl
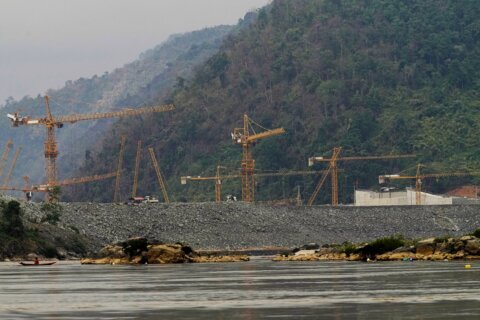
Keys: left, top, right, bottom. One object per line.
{"left": 19, "top": 261, "right": 56, "bottom": 266}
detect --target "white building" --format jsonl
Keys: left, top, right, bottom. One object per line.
{"left": 354, "top": 188, "right": 477, "bottom": 206}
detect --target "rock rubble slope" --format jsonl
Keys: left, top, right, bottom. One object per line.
{"left": 23, "top": 202, "right": 480, "bottom": 250}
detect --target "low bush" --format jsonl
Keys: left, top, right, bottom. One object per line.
{"left": 434, "top": 236, "right": 451, "bottom": 243}
{"left": 360, "top": 235, "right": 405, "bottom": 257}
{"left": 337, "top": 241, "right": 357, "bottom": 256}
{"left": 473, "top": 228, "right": 480, "bottom": 238}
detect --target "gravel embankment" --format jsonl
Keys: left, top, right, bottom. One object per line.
{"left": 21, "top": 202, "right": 480, "bottom": 250}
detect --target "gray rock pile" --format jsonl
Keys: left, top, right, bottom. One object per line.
{"left": 19, "top": 202, "right": 479, "bottom": 250}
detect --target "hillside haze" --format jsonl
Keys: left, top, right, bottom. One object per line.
{"left": 15, "top": 0, "right": 480, "bottom": 203}
{"left": 0, "top": 26, "right": 233, "bottom": 191}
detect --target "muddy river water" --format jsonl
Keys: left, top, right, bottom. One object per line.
{"left": 1, "top": 258, "right": 479, "bottom": 319}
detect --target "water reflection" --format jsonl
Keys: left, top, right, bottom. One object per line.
{"left": 0, "top": 259, "right": 480, "bottom": 319}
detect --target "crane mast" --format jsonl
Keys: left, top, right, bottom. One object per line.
{"left": 44, "top": 96, "right": 59, "bottom": 186}
{"left": 215, "top": 165, "right": 226, "bottom": 202}
{"left": 132, "top": 140, "right": 142, "bottom": 198}
{"left": 113, "top": 136, "right": 127, "bottom": 203}
{"left": 232, "top": 113, "right": 285, "bottom": 202}
{"left": 148, "top": 147, "right": 170, "bottom": 204}
{"left": 307, "top": 147, "right": 341, "bottom": 206}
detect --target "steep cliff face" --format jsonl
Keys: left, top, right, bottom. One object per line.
{"left": 70, "top": 0, "right": 480, "bottom": 204}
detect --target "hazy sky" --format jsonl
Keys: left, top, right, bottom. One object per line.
{"left": 0, "top": 0, "right": 270, "bottom": 104}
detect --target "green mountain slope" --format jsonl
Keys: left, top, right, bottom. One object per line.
{"left": 0, "top": 26, "right": 233, "bottom": 190}
{"left": 66, "top": 0, "right": 480, "bottom": 203}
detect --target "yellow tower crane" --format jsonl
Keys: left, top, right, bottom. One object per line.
{"left": 181, "top": 166, "right": 239, "bottom": 202}
{"left": 7, "top": 96, "right": 174, "bottom": 192}
{"left": 33, "top": 172, "right": 117, "bottom": 191}
{"left": 307, "top": 147, "right": 416, "bottom": 206}
{"left": 232, "top": 113, "right": 285, "bottom": 202}
{"left": 181, "top": 169, "right": 332, "bottom": 203}
{"left": 379, "top": 164, "right": 480, "bottom": 205}
{"left": 1, "top": 171, "right": 117, "bottom": 201}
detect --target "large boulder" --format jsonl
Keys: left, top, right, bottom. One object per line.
{"left": 416, "top": 243, "right": 435, "bottom": 256}
{"left": 465, "top": 239, "right": 480, "bottom": 255}
{"left": 98, "top": 244, "right": 126, "bottom": 259}
{"left": 80, "top": 239, "right": 249, "bottom": 265}
{"left": 145, "top": 244, "right": 191, "bottom": 264}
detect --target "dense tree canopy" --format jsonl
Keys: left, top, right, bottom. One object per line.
{"left": 65, "top": 0, "right": 480, "bottom": 203}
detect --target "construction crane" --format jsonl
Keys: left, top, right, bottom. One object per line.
{"left": 0, "top": 139, "right": 13, "bottom": 179}
{"left": 308, "top": 147, "right": 416, "bottom": 206}
{"left": 33, "top": 172, "right": 117, "bottom": 191}
{"left": 1, "top": 171, "right": 117, "bottom": 202}
{"left": 132, "top": 140, "right": 142, "bottom": 198}
{"left": 214, "top": 165, "right": 226, "bottom": 202}
{"left": 379, "top": 164, "right": 480, "bottom": 205}
{"left": 232, "top": 113, "right": 285, "bottom": 202}
{"left": 181, "top": 165, "right": 229, "bottom": 202}
{"left": 113, "top": 136, "right": 127, "bottom": 203}
{"left": 307, "top": 147, "right": 342, "bottom": 206}
{"left": 148, "top": 147, "right": 170, "bottom": 204}
{"left": 2, "top": 147, "right": 22, "bottom": 187}
{"left": 182, "top": 169, "right": 332, "bottom": 203}
{"left": 7, "top": 95, "right": 175, "bottom": 192}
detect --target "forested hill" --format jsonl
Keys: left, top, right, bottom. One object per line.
{"left": 0, "top": 25, "right": 233, "bottom": 187}
{"left": 66, "top": 0, "right": 480, "bottom": 203}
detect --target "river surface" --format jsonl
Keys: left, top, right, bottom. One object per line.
{"left": 1, "top": 258, "right": 480, "bottom": 319}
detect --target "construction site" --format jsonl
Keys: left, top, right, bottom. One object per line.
{"left": 1, "top": 97, "right": 480, "bottom": 207}
{"left": 2, "top": 96, "right": 480, "bottom": 253}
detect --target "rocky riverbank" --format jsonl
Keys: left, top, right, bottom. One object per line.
{"left": 273, "top": 233, "right": 480, "bottom": 262}
{"left": 80, "top": 237, "right": 249, "bottom": 265}
{"left": 0, "top": 197, "right": 92, "bottom": 261}
{"left": 20, "top": 201, "right": 480, "bottom": 250}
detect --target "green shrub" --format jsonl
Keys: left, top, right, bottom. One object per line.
{"left": 360, "top": 235, "right": 405, "bottom": 257}
{"left": 40, "top": 202, "right": 63, "bottom": 225}
{"left": 337, "top": 241, "right": 357, "bottom": 256}
{"left": 41, "top": 212, "right": 61, "bottom": 225}
{"left": 121, "top": 238, "right": 148, "bottom": 257}
{"left": 434, "top": 236, "right": 451, "bottom": 243}
{"left": 3, "top": 200, "right": 25, "bottom": 237}
{"left": 473, "top": 228, "right": 480, "bottom": 238}
{"left": 40, "top": 245, "right": 58, "bottom": 258}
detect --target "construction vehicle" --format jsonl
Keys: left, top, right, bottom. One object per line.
{"left": 379, "top": 164, "right": 480, "bottom": 205}
{"left": 307, "top": 147, "right": 416, "bottom": 206}
{"left": 144, "top": 195, "right": 159, "bottom": 203}
{"left": 127, "top": 195, "right": 159, "bottom": 205}
{"left": 7, "top": 96, "right": 174, "bottom": 198}
{"left": 232, "top": 113, "right": 285, "bottom": 202}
